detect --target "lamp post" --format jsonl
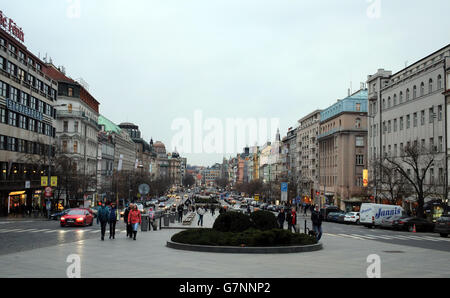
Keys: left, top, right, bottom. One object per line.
{"left": 48, "top": 104, "right": 67, "bottom": 216}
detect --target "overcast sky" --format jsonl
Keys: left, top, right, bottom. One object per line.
{"left": 3, "top": 0, "right": 450, "bottom": 166}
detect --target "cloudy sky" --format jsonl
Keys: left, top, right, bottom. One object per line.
{"left": 3, "top": 0, "right": 450, "bottom": 166}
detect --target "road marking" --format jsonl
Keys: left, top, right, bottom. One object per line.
{"left": 44, "top": 230, "right": 58, "bottom": 233}
{"left": 352, "top": 234, "right": 377, "bottom": 240}
{"left": 419, "top": 235, "right": 448, "bottom": 242}
{"left": 338, "top": 233, "right": 364, "bottom": 240}
{"left": 0, "top": 228, "right": 23, "bottom": 233}
{"left": 30, "top": 229, "right": 51, "bottom": 233}
{"left": 90, "top": 230, "right": 100, "bottom": 233}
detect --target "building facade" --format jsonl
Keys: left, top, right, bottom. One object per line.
{"left": 367, "top": 45, "right": 450, "bottom": 215}
{"left": 0, "top": 26, "right": 58, "bottom": 215}
{"left": 318, "top": 88, "right": 369, "bottom": 211}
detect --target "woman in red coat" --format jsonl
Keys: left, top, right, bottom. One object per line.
{"left": 290, "top": 208, "right": 297, "bottom": 233}
{"left": 128, "top": 205, "right": 142, "bottom": 240}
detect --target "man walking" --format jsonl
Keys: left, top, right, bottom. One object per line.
{"left": 177, "top": 204, "right": 184, "bottom": 223}
{"left": 109, "top": 203, "right": 117, "bottom": 239}
{"left": 124, "top": 204, "right": 132, "bottom": 238}
{"left": 277, "top": 208, "right": 285, "bottom": 229}
{"left": 97, "top": 202, "right": 110, "bottom": 241}
{"left": 197, "top": 206, "right": 205, "bottom": 227}
{"left": 311, "top": 204, "right": 323, "bottom": 241}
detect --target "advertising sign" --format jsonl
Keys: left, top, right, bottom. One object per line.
{"left": 281, "top": 183, "right": 288, "bottom": 202}
{"left": 363, "top": 169, "right": 369, "bottom": 187}
{"left": 51, "top": 176, "right": 58, "bottom": 187}
{"left": 41, "top": 176, "right": 48, "bottom": 187}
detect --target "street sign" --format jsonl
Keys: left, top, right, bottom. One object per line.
{"left": 281, "top": 183, "right": 288, "bottom": 202}
{"left": 41, "top": 176, "right": 48, "bottom": 187}
{"left": 44, "top": 187, "right": 52, "bottom": 197}
{"left": 139, "top": 184, "right": 150, "bottom": 195}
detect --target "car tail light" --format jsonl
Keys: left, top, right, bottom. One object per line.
{"left": 351, "top": 216, "right": 355, "bottom": 218}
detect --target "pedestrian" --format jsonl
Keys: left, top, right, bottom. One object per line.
{"left": 247, "top": 205, "right": 251, "bottom": 215}
{"left": 277, "top": 208, "right": 285, "bottom": 229}
{"left": 290, "top": 208, "right": 297, "bottom": 233}
{"left": 211, "top": 205, "right": 215, "bottom": 216}
{"left": 311, "top": 204, "right": 323, "bottom": 241}
{"left": 177, "top": 204, "right": 184, "bottom": 223}
{"left": 128, "top": 204, "right": 142, "bottom": 240}
{"left": 109, "top": 203, "right": 117, "bottom": 239}
{"left": 97, "top": 202, "right": 110, "bottom": 241}
{"left": 197, "top": 206, "right": 205, "bottom": 227}
{"left": 124, "top": 204, "right": 132, "bottom": 238}
{"left": 286, "top": 210, "right": 292, "bottom": 232}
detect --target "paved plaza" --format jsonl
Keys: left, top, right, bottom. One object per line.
{"left": 0, "top": 211, "right": 449, "bottom": 278}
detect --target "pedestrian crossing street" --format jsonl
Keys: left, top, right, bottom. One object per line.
{"left": 325, "top": 233, "right": 450, "bottom": 242}
{"left": 0, "top": 227, "right": 130, "bottom": 235}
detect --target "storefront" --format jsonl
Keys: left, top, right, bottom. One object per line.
{"left": 7, "top": 190, "right": 27, "bottom": 214}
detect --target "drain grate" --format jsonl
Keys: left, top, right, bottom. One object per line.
{"left": 383, "top": 251, "right": 405, "bottom": 253}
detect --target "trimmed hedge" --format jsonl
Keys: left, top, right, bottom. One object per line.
{"left": 171, "top": 228, "right": 317, "bottom": 247}
{"left": 213, "top": 212, "right": 253, "bottom": 233}
{"left": 250, "top": 210, "right": 278, "bottom": 231}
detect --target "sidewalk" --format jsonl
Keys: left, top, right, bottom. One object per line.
{"left": 0, "top": 225, "right": 449, "bottom": 278}
{"left": 160, "top": 211, "right": 219, "bottom": 229}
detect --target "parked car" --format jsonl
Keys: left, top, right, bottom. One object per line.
{"left": 434, "top": 214, "right": 450, "bottom": 237}
{"left": 320, "top": 206, "right": 341, "bottom": 221}
{"left": 327, "top": 211, "right": 345, "bottom": 223}
{"left": 392, "top": 217, "right": 435, "bottom": 232}
{"left": 344, "top": 212, "right": 360, "bottom": 224}
{"left": 60, "top": 209, "right": 94, "bottom": 227}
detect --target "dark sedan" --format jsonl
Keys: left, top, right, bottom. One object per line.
{"left": 327, "top": 211, "right": 346, "bottom": 223}
{"left": 392, "top": 217, "right": 435, "bottom": 232}
{"left": 49, "top": 209, "right": 70, "bottom": 220}
{"left": 434, "top": 215, "right": 450, "bottom": 237}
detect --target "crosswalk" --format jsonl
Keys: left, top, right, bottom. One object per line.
{"left": 326, "top": 233, "right": 450, "bottom": 242}
{"left": 0, "top": 227, "right": 125, "bottom": 235}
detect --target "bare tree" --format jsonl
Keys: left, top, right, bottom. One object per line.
{"left": 384, "top": 143, "right": 443, "bottom": 218}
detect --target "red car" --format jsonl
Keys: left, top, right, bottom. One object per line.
{"left": 60, "top": 209, "right": 94, "bottom": 227}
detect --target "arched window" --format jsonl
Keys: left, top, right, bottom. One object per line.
{"left": 429, "top": 79, "right": 433, "bottom": 93}
{"left": 413, "top": 86, "right": 417, "bottom": 99}
{"left": 388, "top": 97, "right": 391, "bottom": 108}
{"left": 399, "top": 91, "right": 403, "bottom": 103}
{"left": 382, "top": 98, "right": 386, "bottom": 109}
{"left": 393, "top": 94, "right": 397, "bottom": 106}
{"left": 420, "top": 82, "right": 424, "bottom": 96}
{"left": 437, "top": 75, "right": 442, "bottom": 89}
{"left": 406, "top": 89, "right": 410, "bottom": 100}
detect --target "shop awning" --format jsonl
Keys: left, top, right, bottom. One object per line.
{"left": 9, "top": 191, "right": 26, "bottom": 196}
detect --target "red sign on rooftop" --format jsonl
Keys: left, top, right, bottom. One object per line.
{"left": 0, "top": 10, "right": 25, "bottom": 43}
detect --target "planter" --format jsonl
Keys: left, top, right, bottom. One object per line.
{"left": 166, "top": 241, "right": 323, "bottom": 254}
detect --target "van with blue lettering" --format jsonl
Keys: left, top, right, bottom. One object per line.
{"left": 359, "top": 203, "right": 404, "bottom": 228}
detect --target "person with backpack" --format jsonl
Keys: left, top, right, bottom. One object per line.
{"left": 311, "top": 204, "right": 323, "bottom": 241}
{"left": 109, "top": 203, "right": 118, "bottom": 240}
{"left": 97, "top": 202, "right": 110, "bottom": 241}
{"left": 128, "top": 204, "right": 142, "bottom": 240}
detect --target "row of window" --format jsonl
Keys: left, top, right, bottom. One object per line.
{"left": 0, "top": 55, "right": 57, "bottom": 100}
{"left": 0, "top": 80, "right": 56, "bottom": 117}
{"left": 0, "top": 107, "right": 55, "bottom": 137}
{"left": 0, "top": 134, "right": 53, "bottom": 155}
{"left": 1, "top": 36, "right": 44, "bottom": 75}
{"left": 372, "top": 137, "right": 444, "bottom": 160}
{"left": 370, "top": 105, "right": 443, "bottom": 137}
{"left": 371, "top": 75, "right": 444, "bottom": 113}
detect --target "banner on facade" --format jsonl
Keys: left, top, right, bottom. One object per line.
{"left": 281, "top": 182, "right": 288, "bottom": 202}
{"left": 41, "top": 176, "right": 48, "bottom": 187}
{"left": 363, "top": 169, "right": 369, "bottom": 187}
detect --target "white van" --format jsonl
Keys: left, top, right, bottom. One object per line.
{"left": 360, "top": 203, "right": 404, "bottom": 228}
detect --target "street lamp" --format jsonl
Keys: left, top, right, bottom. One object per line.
{"left": 47, "top": 104, "right": 67, "bottom": 217}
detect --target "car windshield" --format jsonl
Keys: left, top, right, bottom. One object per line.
{"left": 67, "top": 210, "right": 85, "bottom": 215}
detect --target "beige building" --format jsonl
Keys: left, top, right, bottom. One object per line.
{"left": 297, "top": 110, "right": 322, "bottom": 202}
{"left": 318, "top": 88, "right": 368, "bottom": 211}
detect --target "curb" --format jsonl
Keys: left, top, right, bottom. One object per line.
{"left": 166, "top": 241, "right": 323, "bottom": 254}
